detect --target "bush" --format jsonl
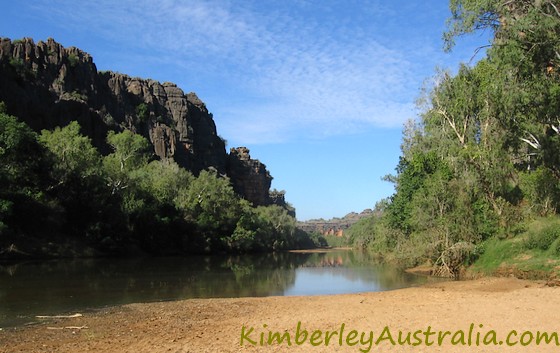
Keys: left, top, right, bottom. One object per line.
{"left": 287, "top": 230, "right": 330, "bottom": 250}
{"left": 524, "top": 225, "right": 560, "bottom": 251}
{"left": 519, "top": 167, "right": 560, "bottom": 216}
{"left": 323, "top": 234, "right": 349, "bottom": 247}
{"left": 67, "top": 53, "right": 79, "bottom": 67}
{"left": 551, "top": 238, "right": 560, "bottom": 256}
{"left": 136, "top": 103, "right": 149, "bottom": 122}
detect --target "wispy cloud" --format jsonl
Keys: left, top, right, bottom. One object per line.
{"left": 27, "top": 0, "right": 431, "bottom": 144}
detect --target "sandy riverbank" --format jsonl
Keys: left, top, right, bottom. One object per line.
{"left": 1, "top": 277, "right": 559, "bottom": 353}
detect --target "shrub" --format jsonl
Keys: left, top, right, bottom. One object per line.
{"left": 551, "top": 238, "right": 560, "bottom": 256}
{"left": 67, "top": 53, "right": 79, "bottom": 67}
{"left": 8, "top": 57, "right": 26, "bottom": 76}
{"left": 524, "top": 225, "right": 560, "bottom": 251}
{"left": 136, "top": 103, "right": 149, "bottom": 122}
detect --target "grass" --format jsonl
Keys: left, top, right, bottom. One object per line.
{"left": 471, "top": 216, "right": 560, "bottom": 279}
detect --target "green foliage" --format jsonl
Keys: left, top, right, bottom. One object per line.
{"left": 351, "top": 0, "right": 560, "bottom": 276}
{"left": 39, "top": 121, "right": 123, "bottom": 240}
{"left": 175, "top": 170, "right": 242, "bottom": 249}
{"left": 229, "top": 203, "right": 308, "bottom": 252}
{"left": 7, "top": 56, "right": 36, "bottom": 79}
{"left": 67, "top": 53, "right": 79, "bottom": 67}
{"left": 135, "top": 103, "right": 149, "bottom": 122}
{"left": 106, "top": 130, "right": 151, "bottom": 170}
{"left": 0, "top": 112, "right": 44, "bottom": 188}
{"left": 0, "top": 112, "right": 57, "bottom": 238}
{"left": 473, "top": 217, "right": 560, "bottom": 278}
{"left": 39, "top": 122, "right": 102, "bottom": 183}
{"left": 386, "top": 151, "right": 449, "bottom": 233}
{"left": 103, "top": 113, "right": 116, "bottom": 126}
{"left": 8, "top": 57, "right": 26, "bottom": 75}
{"left": 519, "top": 167, "right": 560, "bottom": 216}
{"left": 471, "top": 236, "right": 522, "bottom": 274}
{"left": 444, "top": 0, "right": 500, "bottom": 51}
{"left": 347, "top": 215, "right": 377, "bottom": 248}
{"left": 253, "top": 205, "right": 298, "bottom": 250}
{"left": 230, "top": 211, "right": 260, "bottom": 252}
{"left": 551, "top": 237, "right": 560, "bottom": 256}
{"left": 322, "top": 234, "right": 350, "bottom": 248}
{"left": 0, "top": 115, "right": 303, "bottom": 256}
{"left": 135, "top": 160, "right": 193, "bottom": 205}
{"left": 308, "top": 232, "right": 329, "bottom": 247}
{"left": 524, "top": 223, "right": 560, "bottom": 251}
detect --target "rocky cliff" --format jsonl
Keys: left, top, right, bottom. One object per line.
{"left": 297, "top": 209, "right": 374, "bottom": 236}
{"left": 227, "top": 147, "right": 272, "bottom": 206}
{"left": 0, "top": 37, "right": 281, "bottom": 207}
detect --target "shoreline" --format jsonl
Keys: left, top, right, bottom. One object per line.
{"left": 1, "top": 277, "right": 558, "bottom": 353}
{"left": 288, "top": 246, "right": 353, "bottom": 253}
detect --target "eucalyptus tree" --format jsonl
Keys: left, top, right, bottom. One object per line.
{"left": 367, "top": 0, "right": 560, "bottom": 276}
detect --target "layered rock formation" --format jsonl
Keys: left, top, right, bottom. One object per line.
{"left": 0, "top": 37, "right": 281, "bottom": 206}
{"left": 227, "top": 147, "right": 272, "bottom": 206}
{"left": 297, "top": 209, "right": 374, "bottom": 236}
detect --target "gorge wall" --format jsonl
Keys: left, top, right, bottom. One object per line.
{"left": 297, "top": 209, "right": 374, "bottom": 236}
{"left": 0, "top": 37, "right": 281, "bottom": 207}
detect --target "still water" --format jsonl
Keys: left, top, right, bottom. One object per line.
{"left": 0, "top": 249, "right": 428, "bottom": 327}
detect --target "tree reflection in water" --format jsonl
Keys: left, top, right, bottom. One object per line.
{"left": 0, "top": 250, "right": 427, "bottom": 327}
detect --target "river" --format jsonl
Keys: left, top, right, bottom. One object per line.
{"left": 0, "top": 249, "right": 429, "bottom": 327}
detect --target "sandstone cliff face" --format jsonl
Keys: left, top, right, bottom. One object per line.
{"left": 227, "top": 147, "right": 272, "bottom": 206}
{"left": 0, "top": 37, "right": 276, "bottom": 205}
{"left": 297, "top": 209, "right": 374, "bottom": 236}
{"left": 0, "top": 37, "right": 226, "bottom": 174}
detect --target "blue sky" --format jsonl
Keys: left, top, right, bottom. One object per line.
{"left": 1, "top": 1, "right": 490, "bottom": 221}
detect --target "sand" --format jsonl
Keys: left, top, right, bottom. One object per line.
{"left": 1, "top": 277, "right": 559, "bottom": 353}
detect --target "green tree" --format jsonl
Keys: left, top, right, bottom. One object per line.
{"left": 385, "top": 151, "right": 447, "bottom": 234}
{"left": 103, "top": 130, "right": 151, "bottom": 196}
{"left": 0, "top": 112, "right": 45, "bottom": 189}
{"left": 135, "top": 159, "right": 194, "bottom": 205}
{"left": 39, "top": 121, "right": 102, "bottom": 184}
{"left": 0, "top": 111, "right": 52, "bottom": 237}
{"left": 253, "top": 205, "right": 297, "bottom": 251}
{"left": 368, "top": 0, "right": 560, "bottom": 276}
{"left": 126, "top": 159, "right": 195, "bottom": 252}
{"left": 135, "top": 103, "right": 149, "bottom": 122}
{"left": 175, "top": 170, "right": 244, "bottom": 251}
{"left": 39, "top": 121, "right": 125, "bottom": 240}
{"left": 230, "top": 204, "right": 300, "bottom": 252}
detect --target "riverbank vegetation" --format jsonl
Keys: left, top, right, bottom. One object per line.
{"left": 0, "top": 108, "right": 317, "bottom": 258}
{"left": 348, "top": 0, "right": 560, "bottom": 278}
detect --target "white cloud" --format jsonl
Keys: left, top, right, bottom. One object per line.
{"left": 28, "top": 0, "right": 429, "bottom": 144}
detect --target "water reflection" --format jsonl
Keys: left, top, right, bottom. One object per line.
{"left": 0, "top": 250, "right": 427, "bottom": 327}
{"left": 285, "top": 250, "right": 426, "bottom": 295}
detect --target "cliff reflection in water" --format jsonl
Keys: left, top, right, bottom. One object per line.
{"left": 0, "top": 250, "right": 426, "bottom": 327}
{"left": 285, "top": 250, "right": 426, "bottom": 295}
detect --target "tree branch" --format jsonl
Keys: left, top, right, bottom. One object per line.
{"left": 546, "top": 1, "right": 560, "bottom": 17}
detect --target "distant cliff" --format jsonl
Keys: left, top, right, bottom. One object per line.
{"left": 0, "top": 37, "right": 281, "bottom": 207}
{"left": 297, "top": 209, "right": 374, "bottom": 236}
